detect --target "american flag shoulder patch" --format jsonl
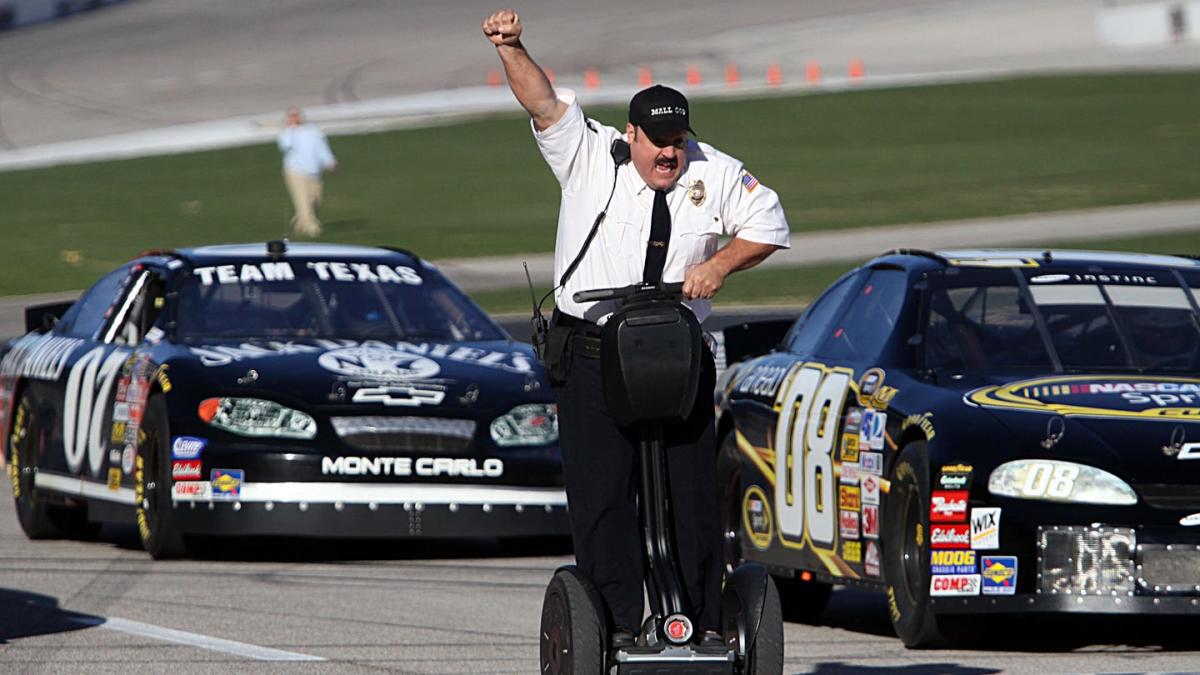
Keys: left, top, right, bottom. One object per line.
{"left": 740, "top": 171, "right": 759, "bottom": 192}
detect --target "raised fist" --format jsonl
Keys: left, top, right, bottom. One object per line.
{"left": 482, "top": 9, "right": 522, "bottom": 47}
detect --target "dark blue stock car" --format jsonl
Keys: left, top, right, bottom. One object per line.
{"left": 716, "top": 248, "right": 1200, "bottom": 646}
{"left": 2, "top": 242, "right": 565, "bottom": 558}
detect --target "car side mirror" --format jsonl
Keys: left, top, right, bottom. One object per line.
{"left": 42, "top": 313, "right": 58, "bottom": 332}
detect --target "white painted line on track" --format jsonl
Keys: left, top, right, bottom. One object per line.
{"left": 76, "top": 616, "right": 325, "bottom": 661}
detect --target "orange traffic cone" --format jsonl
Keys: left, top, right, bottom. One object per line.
{"left": 584, "top": 67, "right": 600, "bottom": 89}
{"left": 724, "top": 63, "right": 740, "bottom": 87}
{"left": 766, "top": 62, "right": 783, "bottom": 86}
{"left": 805, "top": 61, "right": 821, "bottom": 84}
{"left": 686, "top": 65, "right": 702, "bottom": 86}
{"left": 487, "top": 68, "right": 502, "bottom": 87}
{"left": 638, "top": 67, "right": 652, "bottom": 87}
{"left": 849, "top": 58, "right": 864, "bottom": 80}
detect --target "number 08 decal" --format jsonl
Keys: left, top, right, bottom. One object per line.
{"left": 773, "top": 363, "right": 851, "bottom": 551}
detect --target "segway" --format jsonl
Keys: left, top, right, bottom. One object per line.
{"left": 539, "top": 282, "right": 783, "bottom": 674}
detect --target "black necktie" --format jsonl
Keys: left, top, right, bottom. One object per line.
{"left": 643, "top": 189, "right": 670, "bottom": 284}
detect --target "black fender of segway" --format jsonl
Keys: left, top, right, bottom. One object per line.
{"left": 721, "top": 563, "right": 769, "bottom": 654}
{"left": 554, "top": 565, "right": 612, "bottom": 645}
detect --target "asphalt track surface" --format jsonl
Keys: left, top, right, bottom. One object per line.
{"left": 4, "top": 496, "right": 1200, "bottom": 674}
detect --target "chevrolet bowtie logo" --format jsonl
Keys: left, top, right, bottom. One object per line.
{"left": 649, "top": 240, "right": 666, "bottom": 247}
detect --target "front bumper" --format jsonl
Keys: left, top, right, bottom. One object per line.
{"left": 170, "top": 483, "right": 569, "bottom": 538}
{"left": 932, "top": 593, "right": 1200, "bottom": 614}
{"left": 160, "top": 434, "right": 566, "bottom": 537}
{"left": 930, "top": 521, "right": 1200, "bottom": 615}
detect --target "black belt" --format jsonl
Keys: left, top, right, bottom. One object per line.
{"left": 553, "top": 311, "right": 602, "bottom": 359}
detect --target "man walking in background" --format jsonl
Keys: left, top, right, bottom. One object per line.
{"left": 278, "top": 106, "right": 336, "bottom": 237}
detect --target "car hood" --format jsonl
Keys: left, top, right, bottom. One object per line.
{"left": 162, "top": 337, "right": 548, "bottom": 410}
{"left": 959, "top": 373, "right": 1200, "bottom": 485}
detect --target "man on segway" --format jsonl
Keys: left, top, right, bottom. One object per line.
{"left": 482, "top": 8, "right": 791, "bottom": 665}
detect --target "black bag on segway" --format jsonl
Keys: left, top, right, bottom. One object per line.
{"left": 600, "top": 292, "right": 703, "bottom": 428}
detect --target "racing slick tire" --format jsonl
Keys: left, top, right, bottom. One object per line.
{"left": 539, "top": 567, "right": 606, "bottom": 675}
{"left": 718, "top": 431, "right": 831, "bottom": 622}
{"left": 10, "top": 392, "right": 96, "bottom": 540}
{"left": 135, "top": 394, "right": 188, "bottom": 559}
{"left": 882, "top": 441, "right": 946, "bottom": 648}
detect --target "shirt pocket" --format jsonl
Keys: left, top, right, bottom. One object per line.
{"left": 674, "top": 212, "right": 724, "bottom": 267}
{"left": 601, "top": 218, "right": 640, "bottom": 260}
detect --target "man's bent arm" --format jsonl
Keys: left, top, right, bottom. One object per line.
{"left": 483, "top": 10, "right": 566, "bottom": 131}
{"left": 682, "top": 238, "right": 783, "bottom": 300}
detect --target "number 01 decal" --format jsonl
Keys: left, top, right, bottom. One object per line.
{"left": 773, "top": 363, "right": 851, "bottom": 551}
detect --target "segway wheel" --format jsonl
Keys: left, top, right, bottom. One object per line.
{"left": 539, "top": 568, "right": 606, "bottom": 675}
{"left": 722, "top": 564, "right": 784, "bottom": 675}
{"left": 744, "top": 575, "right": 783, "bottom": 675}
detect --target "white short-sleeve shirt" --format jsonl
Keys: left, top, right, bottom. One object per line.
{"left": 533, "top": 89, "right": 790, "bottom": 324}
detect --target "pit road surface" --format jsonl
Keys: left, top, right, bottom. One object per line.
{"left": 3, "top": 497, "right": 1200, "bottom": 674}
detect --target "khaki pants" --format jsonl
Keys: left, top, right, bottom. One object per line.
{"left": 284, "top": 170, "right": 324, "bottom": 237}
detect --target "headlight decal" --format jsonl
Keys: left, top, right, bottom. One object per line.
{"left": 490, "top": 403, "right": 558, "bottom": 447}
{"left": 987, "top": 459, "right": 1137, "bottom": 505}
{"left": 198, "top": 397, "right": 317, "bottom": 440}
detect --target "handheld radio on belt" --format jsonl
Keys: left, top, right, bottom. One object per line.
{"left": 527, "top": 138, "right": 631, "bottom": 362}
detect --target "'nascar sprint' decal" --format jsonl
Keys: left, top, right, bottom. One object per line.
{"left": 322, "top": 456, "right": 504, "bottom": 478}
{"left": 966, "top": 375, "right": 1200, "bottom": 420}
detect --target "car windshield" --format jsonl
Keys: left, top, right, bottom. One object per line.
{"left": 924, "top": 267, "right": 1200, "bottom": 373}
{"left": 175, "top": 258, "right": 505, "bottom": 342}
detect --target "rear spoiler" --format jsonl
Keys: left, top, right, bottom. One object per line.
{"left": 24, "top": 301, "right": 74, "bottom": 334}
{"left": 717, "top": 318, "right": 795, "bottom": 368}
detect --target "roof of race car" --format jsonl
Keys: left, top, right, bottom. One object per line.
{"left": 931, "top": 248, "right": 1200, "bottom": 269}
{"left": 172, "top": 242, "right": 420, "bottom": 265}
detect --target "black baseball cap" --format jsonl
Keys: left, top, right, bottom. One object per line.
{"left": 628, "top": 85, "right": 695, "bottom": 138}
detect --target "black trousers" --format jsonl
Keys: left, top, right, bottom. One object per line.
{"left": 553, "top": 337, "right": 723, "bottom": 633}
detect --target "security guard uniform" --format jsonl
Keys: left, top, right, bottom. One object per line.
{"left": 532, "top": 87, "right": 790, "bottom": 635}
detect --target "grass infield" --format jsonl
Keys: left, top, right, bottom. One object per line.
{"left": 2, "top": 71, "right": 1199, "bottom": 296}
{"left": 476, "top": 229, "right": 1200, "bottom": 316}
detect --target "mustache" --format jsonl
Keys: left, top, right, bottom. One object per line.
{"left": 655, "top": 157, "right": 678, "bottom": 167}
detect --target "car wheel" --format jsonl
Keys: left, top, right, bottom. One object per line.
{"left": 135, "top": 394, "right": 187, "bottom": 559}
{"left": 882, "top": 441, "right": 945, "bottom": 648}
{"left": 10, "top": 392, "right": 94, "bottom": 540}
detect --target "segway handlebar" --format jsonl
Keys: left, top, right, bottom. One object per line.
{"left": 572, "top": 281, "right": 685, "bottom": 303}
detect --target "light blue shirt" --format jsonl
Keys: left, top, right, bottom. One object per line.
{"left": 278, "top": 124, "right": 336, "bottom": 177}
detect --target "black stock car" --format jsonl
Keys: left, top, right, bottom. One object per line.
{"left": 2, "top": 242, "right": 565, "bottom": 558}
{"left": 716, "top": 248, "right": 1200, "bottom": 646}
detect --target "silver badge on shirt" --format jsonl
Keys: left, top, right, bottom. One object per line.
{"left": 688, "top": 179, "right": 706, "bottom": 207}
